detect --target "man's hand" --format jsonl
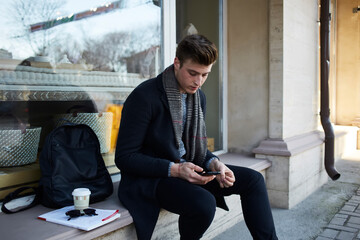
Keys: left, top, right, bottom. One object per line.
{"left": 209, "top": 159, "right": 235, "bottom": 188}
{"left": 171, "top": 162, "right": 216, "bottom": 185}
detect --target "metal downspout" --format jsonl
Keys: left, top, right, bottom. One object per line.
{"left": 320, "top": 0, "right": 340, "bottom": 180}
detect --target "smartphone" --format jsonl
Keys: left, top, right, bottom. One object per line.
{"left": 199, "top": 171, "right": 221, "bottom": 176}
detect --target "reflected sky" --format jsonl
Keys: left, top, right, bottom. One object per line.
{"left": 0, "top": 0, "right": 160, "bottom": 59}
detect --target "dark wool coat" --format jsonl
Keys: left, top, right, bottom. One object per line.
{"left": 115, "top": 70, "right": 228, "bottom": 240}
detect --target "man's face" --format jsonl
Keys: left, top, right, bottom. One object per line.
{"left": 174, "top": 57, "right": 213, "bottom": 94}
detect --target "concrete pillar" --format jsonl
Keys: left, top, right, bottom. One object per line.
{"left": 254, "top": 0, "right": 328, "bottom": 209}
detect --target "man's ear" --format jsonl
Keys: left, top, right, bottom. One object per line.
{"left": 174, "top": 57, "right": 180, "bottom": 69}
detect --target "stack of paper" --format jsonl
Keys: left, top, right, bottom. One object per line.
{"left": 38, "top": 206, "right": 120, "bottom": 231}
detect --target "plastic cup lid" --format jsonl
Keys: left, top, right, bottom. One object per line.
{"left": 72, "top": 188, "right": 91, "bottom": 196}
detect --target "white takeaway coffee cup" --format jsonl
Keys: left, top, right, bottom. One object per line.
{"left": 72, "top": 188, "right": 91, "bottom": 212}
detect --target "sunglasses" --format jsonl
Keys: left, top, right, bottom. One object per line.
{"left": 65, "top": 208, "right": 98, "bottom": 221}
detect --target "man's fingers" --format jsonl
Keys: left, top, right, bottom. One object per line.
{"left": 223, "top": 181, "right": 234, "bottom": 188}
{"left": 183, "top": 162, "right": 203, "bottom": 173}
{"left": 193, "top": 165, "right": 204, "bottom": 173}
{"left": 225, "top": 175, "right": 235, "bottom": 182}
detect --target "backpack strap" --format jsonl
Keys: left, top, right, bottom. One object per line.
{"left": 1, "top": 187, "right": 40, "bottom": 214}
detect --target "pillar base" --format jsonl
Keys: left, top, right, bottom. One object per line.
{"left": 253, "top": 131, "right": 327, "bottom": 209}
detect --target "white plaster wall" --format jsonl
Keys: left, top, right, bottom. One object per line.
{"left": 227, "top": 0, "right": 269, "bottom": 154}
{"left": 283, "top": 0, "right": 320, "bottom": 138}
{"left": 335, "top": 0, "right": 360, "bottom": 125}
{"left": 228, "top": 0, "right": 320, "bottom": 148}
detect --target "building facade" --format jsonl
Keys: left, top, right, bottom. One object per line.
{"left": 0, "top": 0, "right": 357, "bottom": 212}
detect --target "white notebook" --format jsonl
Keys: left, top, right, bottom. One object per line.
{"left": 38, "top": 205, "right": 120, "bottom": 231}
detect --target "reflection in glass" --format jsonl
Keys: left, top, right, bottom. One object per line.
{"left": 176, "top": 0, "right": 223, "bottom": 152}
{"left": 0, "top": 0, "right": 162, "bottom": 160}
{"left": 2, "top": 0, "right": 161, "bottom": 74}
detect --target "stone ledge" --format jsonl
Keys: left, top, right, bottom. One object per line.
{"left": 0, "top": 181, "right": 131, "bottom": 240}
{"left": 0, "top": 153, "right": 271, "bottom": 240}
{"left": 220, "top": 152, "right": 272, "bottom": 171}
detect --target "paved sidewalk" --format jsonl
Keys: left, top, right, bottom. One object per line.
{"left": 214, "top": 150, "right": 360, "bottom": 240}
{"left": 316, "top": 188, "right": 360, "bottom": 240}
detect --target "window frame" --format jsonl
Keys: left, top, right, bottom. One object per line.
{"left": 168, "top": 0, "right": 228, "bottom": 155}
{"left": 218, "top": 0, "right": 228, "bottom": 155}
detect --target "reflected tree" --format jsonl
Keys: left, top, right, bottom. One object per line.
{"left": 6, "top": 0, "right": 161, "bottom": 73}
{"left": 81, "top": 25, "right": 160, "bottom": 72}
{"left": 6, "top": 0, "right": 66, "bottom": 56}
{"left": 51, "top": 36, "right": 83, "bottom": 64}
{"left": 82, "top": 32, "right": 132, "bottom": 72}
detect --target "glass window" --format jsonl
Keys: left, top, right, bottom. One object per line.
{"left": 0, "top": 0, "right": 162, "bottom": 194}
{"left": 176, "top": 0, "right": 224, "bottom": 152}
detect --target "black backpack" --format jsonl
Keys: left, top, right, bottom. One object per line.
{"left": 1, "top": 123, "right": 113, "bottom": 212}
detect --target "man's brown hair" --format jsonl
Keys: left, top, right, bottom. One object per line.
{"left": 176, "top": 34, "right": 218, "bottom": 67}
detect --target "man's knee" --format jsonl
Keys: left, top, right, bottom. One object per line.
{"left": 247, "top": 169, "right": 267, "bottom": 193}
{"left": 178, "top": 191, "right": 216, "bottom": 238}
{"left": 232, "top": 167, "right": 266, "bottom": 195}
{"left": 252, "top": 169, "right": 265, "bottom": 182}
{"left": 192, "top": 191, "right": 216, "bottom": 218}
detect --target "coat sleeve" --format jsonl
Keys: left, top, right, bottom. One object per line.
{"left": 115, "top": 87, "right": 170, "bottom": 177}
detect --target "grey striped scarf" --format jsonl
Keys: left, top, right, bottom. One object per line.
{"left": 162, "top": 65, "right": 207, "bottom": 166}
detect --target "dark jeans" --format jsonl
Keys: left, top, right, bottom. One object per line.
{"left": 155, "top": 165, "right": 278, "bottom": 240}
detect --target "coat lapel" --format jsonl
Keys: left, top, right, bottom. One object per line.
{"left": 155, "top": 73, "right": 170, "bottom": 111}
